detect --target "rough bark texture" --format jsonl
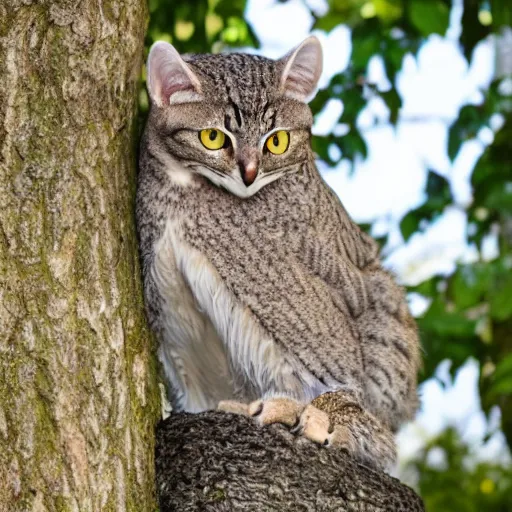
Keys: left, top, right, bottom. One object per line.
{"left": 156, "top": 412, "right": 425, "bottom": 511}
{"left": 0, "top": 1, "right": 160, "bottom": 510}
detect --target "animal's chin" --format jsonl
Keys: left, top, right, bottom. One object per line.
{"left": 223, "top": 183, "right": 262, "bottom": 199}
{"left": 196, "top": 167, "right": 281, "bottom": 199}
{"left": 215, "top": 177, "right": 270, "bottom": 199}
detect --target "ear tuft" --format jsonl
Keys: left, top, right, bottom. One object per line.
{"left": 147, "top": 41, "right": 202, "bottom": 107}
{"left": 280, "top": 36, "right": 323, "bottom": 102}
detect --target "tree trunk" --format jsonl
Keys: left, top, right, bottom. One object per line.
{"left": 157, "top": 412, "right": 425, "bottom": 511}
{"left": 0, "top": 1, "right": 160, "bottom": 510}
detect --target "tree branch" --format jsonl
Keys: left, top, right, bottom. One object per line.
{"left": 156, "top": 412, "right": 425, "bottom": 511}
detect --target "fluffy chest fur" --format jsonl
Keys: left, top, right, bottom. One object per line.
{"left": 151, "top": 220, "right": 235, "bottom": 412}
{"left": 152, "top": 215, "right": 327, "bottom": 412}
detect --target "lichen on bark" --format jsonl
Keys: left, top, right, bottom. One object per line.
{"left": 0, "top": 1, "right": 159, "bottom": 510}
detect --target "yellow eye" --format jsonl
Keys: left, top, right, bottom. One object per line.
{"left": 200, "top": 129, "right": 226, "bottom": 150}
{"left": 266, "top": 131, "right": 289, "bottom": 155}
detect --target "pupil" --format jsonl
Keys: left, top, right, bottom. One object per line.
{"left": 273, "top": 134, "right": 279, "bottom": 146}
{"left": 209, "top": 130, "right": 217, "bottom": 141}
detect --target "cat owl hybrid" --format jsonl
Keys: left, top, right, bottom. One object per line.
{"left": 136, "top": 36, "right": 421, "bottom": 471}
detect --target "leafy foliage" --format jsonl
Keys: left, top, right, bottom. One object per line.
{"left": 400, "top": 171, "right": 453, "bottom": 241}
{"left": 146, "top": 0, "right": 257, "bottom": 52}
{"left": 144, "top": 0, "right": 512, "bottom": 507}
{"left": 405, "top": 428, "right": 512, "bottom": 511}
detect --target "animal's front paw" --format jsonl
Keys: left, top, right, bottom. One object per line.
{"left": 249, "top": 397, "right": 304, "bottom": 427}
{"left": 218, "top": 397, "right": 305, "bottom": 428}
{"left": 296, "top": 391, "right": 396, "bottom": 471}
{"left": 218, "top": 394, "right": 395, "bottom": 471}
{"left": 217, "top": 400, "right": 250, "bottom": 416}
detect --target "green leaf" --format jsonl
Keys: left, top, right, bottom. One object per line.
{"left": 399, "top": 171, "right": 452, "bottom": 241}
{"left": 351, "top": 33, "right": 381, "bottom": 69}
{"left": 337, "top": 128, "right": 368, "bottom": 160}
{"left": 382, "top": 34, "right": 421, "bottom": 83}
{"left": 425, "top": 170, "right": 450, "bottom": 199}
{"left": 373, "top": 0, "right": 403, "bottom": 24}
{"left": 408, "top": 0, "right": 450, "bottom": 37}
{"left": 400, "top": 210, "right": 420, "bottom": 241}
{"left": 314, "top": 12, "right": 347, "bottom": 32}
{"left": 489, "top": 270, "right": 512, "bottom": 321}
{"left": 309, "top": 87, "right": 334, "bottom": 116}
{"left": 314, "top": 0, "right": 369, "bottom": 30}
{"left": 485, "top": 183, "right": 512, "bottom": 213}
{"left": 311, "top": 134, "right": 338, "bottom": 165}
{"left": 340, "top": 86, "right": 367, "bottom": 122}
{"left": 460, "top": 0, "right": 491, "bottom": 62}
{"left": 448, "top": 104, "right": 489, "bottom": 161}
{"left": 214, "top": 0, "right": 246, "bottom": 18}
{"left": 492, "top": 0, "right": 512, "bottom": 30}
{"left": 488, "top": 376, "right": 512, "bottom": 397}
{"left": 381, "top": 88, "right": 402, "bottom": 124}
{"left": 449, "top": 264, "right": 491, "bottom": 311}
{"left": 492, "top": 353, "right": 512, "bottom": 384}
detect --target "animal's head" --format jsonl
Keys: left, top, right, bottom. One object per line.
{"left": 146, "top": 37, "right": 323, "bottom": 198}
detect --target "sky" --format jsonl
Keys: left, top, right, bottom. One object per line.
{"left": 245, "top": 0, "right": 510, "bottom": 480}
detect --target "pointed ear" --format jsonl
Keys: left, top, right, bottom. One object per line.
{"left": 146, "top": 41, "right": 202, "bottom": 107}
{"left": 279, "top": 36, "right": 323, "bottom": 102}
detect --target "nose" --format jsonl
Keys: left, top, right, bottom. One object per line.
{"left": 240, "top": 161, "right": 258, "bottom": 186}
{"left": 238, "top": 148, "right": 259, "bottom": 187}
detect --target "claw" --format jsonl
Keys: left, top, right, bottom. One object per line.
{"left": 290, "top": 416, "right": 301, "bottom": 432}
{"left": 249, "top": 400, "right": 264, "bottom": 417}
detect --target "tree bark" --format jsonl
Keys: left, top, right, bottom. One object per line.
{"left": 156, "top": 412, "right": 425, "bottom": 511}
{"left": 0, "top": 1, "right": 160, "bottom": 510}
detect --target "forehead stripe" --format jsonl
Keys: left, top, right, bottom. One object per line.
{"left": 228, "top": 96, "right": 243, "bottom": 127}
